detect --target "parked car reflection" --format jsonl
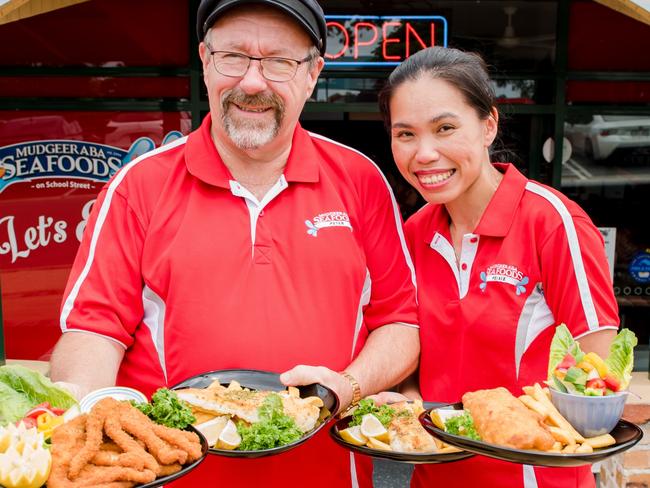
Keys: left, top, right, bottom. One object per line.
{"left": 565, "top": 115, "right": 650, "bottom": 162}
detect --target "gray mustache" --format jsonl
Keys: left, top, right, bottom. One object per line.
{"left": 222, "top": 90, "right": 284, "bottom": 114}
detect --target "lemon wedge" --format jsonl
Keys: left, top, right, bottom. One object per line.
{"left": 367, "top": 437, "right": 392, "bottom": 451}
{"left": 340, "top": 425, "right": 368, "bottom": 446}
{"left": 360, "top": 414, "right": 389, "bottom": 443}
{"left": 195, "top": 416, "right": 228, "bottom": 447}
{"left": 0, "top": 424, "right": 51, "bottom": 488}
{"left": 430, "top": 409, "right": 465, "bottom": 430}
{"left": 216, "top": 419, "right": 241, "bottom": 450}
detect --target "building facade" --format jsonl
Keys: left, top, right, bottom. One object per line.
{"left": 0, "top": 0, "right": 649, "bottom": 364}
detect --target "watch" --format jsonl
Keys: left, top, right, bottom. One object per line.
{"left": 340, "top": 371, "right": 362, "bottom": 406}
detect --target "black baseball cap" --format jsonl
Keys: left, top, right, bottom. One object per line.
{"left": 197, "top": 0, "right": 327, "bottom": 55}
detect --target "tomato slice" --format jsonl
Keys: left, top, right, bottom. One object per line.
{"left": 557, "top": 353, "right": 577, "bottom": 370}
{"left": 18, "top": 416, "right": 38, "bottom": 429}
{"left": 586, "top": 378, "right": 606, "bottom": 390}
{"left": 23, "top": 404, "right": 57, "bottom": 420}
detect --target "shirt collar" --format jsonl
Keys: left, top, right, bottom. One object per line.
{"left": 185, "top": 113, "right": 319, "bottom": 188}
{"left": 474, "top": 163, "right": 528, "bottom": 237}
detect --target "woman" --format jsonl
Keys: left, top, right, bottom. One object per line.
{"left": 378, "top": 47, "right": 619, "bottom": 488}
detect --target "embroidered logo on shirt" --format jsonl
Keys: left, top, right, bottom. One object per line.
{"left": 305, "top": 211, "right": 353, "bottom": 237}
{"left": 479, "top": 264, "right": 529, "bottom": 295}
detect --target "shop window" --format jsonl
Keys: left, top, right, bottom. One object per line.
{"left": 561, "top": 112, "right": 650, "bottom": 346}
{"left": 312, "top": 77, "right": 547, "bottom": 105}
{"left": 321, "top": 0, "right": 557, "bottom": 73}
{"left": 567, "top": 81, "right": 650, "bottom": 105}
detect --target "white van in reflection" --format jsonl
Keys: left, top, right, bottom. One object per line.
{"left": 565, "top": 115, "right": 650, "bottom": 161}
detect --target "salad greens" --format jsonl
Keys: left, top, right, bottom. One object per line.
{"left": 444, "top": 412, "right": 481, "bottom": 441}
{"left": 0, "top": 365, "right": 77, "bottom": 426}
{"left": 547, "top": 325, "right": 585, "bottom": 379}
{"left": 133, "top": 388, "right": 195, "bottom": 429}
{"left": 605, "top": 328, "right": 638, "bottom": 390}
{"left": 547, "top": 324, "right": 638, "bottom": 396}
{"left": 237, "top": 394, "right": 302, "bottom": 450}
{"left": 349, "top": 398, "right": 396, "bottom": 427}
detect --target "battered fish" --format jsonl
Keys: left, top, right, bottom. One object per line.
{"left": 462, "top": 387, "right": 555, "bottom": 451}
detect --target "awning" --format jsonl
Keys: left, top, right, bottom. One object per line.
{"left": 0, "top": 0, "right": 91, "bottom": 26}
{"left": 594, "top": 0, "right": 650, "bottom": 26}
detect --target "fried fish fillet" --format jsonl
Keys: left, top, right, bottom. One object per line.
{"left": 462, "top": 387, "right": 555, "bottom": 451}
{"left": 385, "top": 401, "right": 437, "bottom": 453}
{"left": 176, "top": 381, "right": 323, "bottom": 432}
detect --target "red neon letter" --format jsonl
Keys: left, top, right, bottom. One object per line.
{"left": 405, "top": 22, "right": 428, "bottom": 58}
{"left": 325, "top": 21, "right": 349, "bottom": 59}
{"left": 354, "top": 22, "right": 378, "bottom": 59}
{"left": 431, "top": 23, "right": 436, "bottom": 47}
{"left": 382, "top": 21, "right": 402, "bottom": 61}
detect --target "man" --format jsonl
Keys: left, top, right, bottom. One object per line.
{"left": 50, "top": 0, "right": 420, "bottom": 486}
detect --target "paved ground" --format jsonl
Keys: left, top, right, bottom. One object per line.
{"left": 373, "top": 460, "right": 412, "bottom": 487}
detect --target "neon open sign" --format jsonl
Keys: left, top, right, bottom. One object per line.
{"left": 325, "top": 15, "right": 448, "bottom": 66}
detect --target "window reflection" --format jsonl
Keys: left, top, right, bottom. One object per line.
{"left": 562, "top": 113, "right": 650, "bottom": 310}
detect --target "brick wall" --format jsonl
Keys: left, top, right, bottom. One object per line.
{"left": 600, "top": 406, "right": 650, "bottom": 488}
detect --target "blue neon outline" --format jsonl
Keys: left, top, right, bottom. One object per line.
{"left": 324, "top": 15, "right": 448, "bottom": 66}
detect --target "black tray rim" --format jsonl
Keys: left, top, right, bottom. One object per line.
{"left": 420, "top": 402, "right": 644, "bottom": 467}
{"left": 170, "top": 368, "right": 339, "bottom": 458}
{"left": 329, "top": 401, "right": 475, "bottom": 465}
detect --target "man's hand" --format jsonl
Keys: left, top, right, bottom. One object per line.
{"left": 280, "top": 365, "right": 353, "bottom": 413}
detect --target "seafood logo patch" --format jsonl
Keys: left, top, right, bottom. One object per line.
{"left": 305, "top": 211, "right": 352, "bottom": 237}
{"left": 480, "top": 264, "right": 529, "bottom": 295}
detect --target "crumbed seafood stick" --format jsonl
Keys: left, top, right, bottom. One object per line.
{"left": 117, "top": 402, "right": 189, "bottom": 465}
{"left": 91, "top": 450, "right": 147, "bottom": 471}
{"left": 49, "top": 415, "right": 88, "bottom": 488}
{"left": 68, "top": 398, "right": 111, "bottom": 479}
{"left": 151, "top": 423, "right": 203, "bottom": 462}
{"left": 74, "top": 464, "right": 157, "bottom": 486}
{"left": 103, "top": 408, "right": 160, "bottom": 473}
{"left": 90, "top": 483, "right": 136, "bottom": 488}
{"left": 157, "top": 463, "right": 183, "bottom": 477}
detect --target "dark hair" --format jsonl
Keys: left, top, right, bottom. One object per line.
{"left": 378, "top": 46, "right": 497, "bottom": 131}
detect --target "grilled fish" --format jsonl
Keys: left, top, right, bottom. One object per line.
{"left": 176, "top": 381, "right": 322, "bottom": 432}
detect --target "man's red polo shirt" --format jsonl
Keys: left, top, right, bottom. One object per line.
{"left": 59, "top": 114, "right": 418, "bottom": 487}
{"left": 406, "top": 163, "right": 618, "bottom": 488}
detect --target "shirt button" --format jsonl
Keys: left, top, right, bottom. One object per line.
{"left": 259, "top": 210, "right": 264, "bottom": 217}
{"left": 461, "top": 263, "right": 468, "bottom": 270}
{"left": 470, "top": 237, "right": 478, "bottom": 243}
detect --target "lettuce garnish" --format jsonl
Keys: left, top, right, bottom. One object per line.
{"left": 0, "top": 365, "right": 77, "bottom": 426}
{"left": 236, "top": 394, "right": 302, "bottom": 450}
{"left": 605, "top": 328, "right": 638, "bottom": 390}
{"left": 547, "top": 324, "right": 585, "bottom": 380}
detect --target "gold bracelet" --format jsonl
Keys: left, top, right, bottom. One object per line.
{"left": 340, "top": 371, "right": 362, "bottom": 406}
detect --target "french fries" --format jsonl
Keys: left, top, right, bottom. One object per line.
{"left": 516, "top": 383, "right": 616, "bottom": 454}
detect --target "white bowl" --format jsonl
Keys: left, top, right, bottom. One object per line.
{"left": 550, "top": 388, "right": 627, "bottom": 437}
{"left": 79, "top": 386, "right": 147, "bottom": 413}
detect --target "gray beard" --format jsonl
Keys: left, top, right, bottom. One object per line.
{"left": 221, "top": 89, "right": 285, "bottom": 150}
{"left": 223, "top": 112, "right": 280, "bottom": 149}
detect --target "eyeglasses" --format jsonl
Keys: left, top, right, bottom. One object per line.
{"left": 207, "top": 49, "right": 313, "bottom": 82}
